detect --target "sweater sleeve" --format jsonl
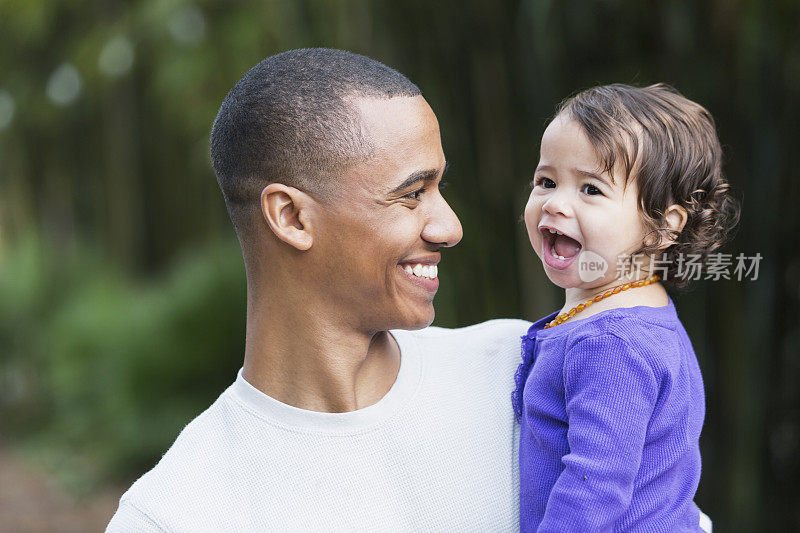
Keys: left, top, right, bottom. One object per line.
{"left": 537, "top": 332, "right": 659, "bottom": 532}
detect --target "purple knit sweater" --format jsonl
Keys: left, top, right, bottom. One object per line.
{"left": 511, "top": 298, "right": 705, "bottom": 532}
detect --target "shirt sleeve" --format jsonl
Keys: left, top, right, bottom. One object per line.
{"left": 106, "top": 500, "right": 167, "bottom": 532}
{"left": 537, "top": 332, "right": 659, "bottom": 532}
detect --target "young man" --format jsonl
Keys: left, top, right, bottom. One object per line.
{"left": 107, "top": 48, "right": 529, "bottom": 531}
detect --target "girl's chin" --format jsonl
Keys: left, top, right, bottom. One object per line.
{"left": 542, "top": 267, "right": 581, "bottom": 289}
{"left": 548, "top": 279, "right": 584, "bottom": 290}
{"left": 543, "top": 266, "right": 613, "bottom": 291}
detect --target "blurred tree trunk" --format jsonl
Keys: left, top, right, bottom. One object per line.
{"left": 101, "top": 69, "right": 143, "bottom": 272}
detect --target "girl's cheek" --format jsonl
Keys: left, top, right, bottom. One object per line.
{"left": 523, "top": 199, "right": 539, "bottom": 230}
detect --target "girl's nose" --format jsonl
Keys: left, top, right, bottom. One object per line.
{"left": 542, "top": 191, "right": 573, "bottom": 218}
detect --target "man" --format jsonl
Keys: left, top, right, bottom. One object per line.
{"left": 107, "top": 48, "right": 529, "bottom": 531}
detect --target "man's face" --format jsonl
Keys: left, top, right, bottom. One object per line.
{"left": 309, "top": 95, "right": 462, "bottom": 331}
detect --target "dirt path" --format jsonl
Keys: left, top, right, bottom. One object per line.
{"left": 0, "top": 445, "right": 122, "bottom": 532}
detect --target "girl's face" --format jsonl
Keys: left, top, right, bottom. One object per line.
{"left": 524, "top": 115, "right": 650, "bottom": 290}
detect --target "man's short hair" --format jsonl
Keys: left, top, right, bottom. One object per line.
{"left": 210, "top": 48, "right": 421, "bottom": 237}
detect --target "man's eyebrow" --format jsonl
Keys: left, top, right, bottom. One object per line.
{"left": 389, "top": 161, "right": 449, "bottom": 194}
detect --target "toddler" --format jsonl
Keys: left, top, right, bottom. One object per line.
{"left": 512, "top": 84, "right": 739, "bottom": 532}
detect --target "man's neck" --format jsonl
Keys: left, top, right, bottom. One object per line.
{"left": 241, "top": 291, "right": 401, "bottom": 413}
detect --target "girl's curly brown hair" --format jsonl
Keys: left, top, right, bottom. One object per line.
{"left": 556, "top": 83, "right": 741, "bottom": 288}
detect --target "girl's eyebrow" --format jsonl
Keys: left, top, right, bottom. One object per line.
{"left": 535, "top": 165, "right": 615, "bottom": 186}
{"left": 575, "top": 168, "right": 615, "bottom": 186}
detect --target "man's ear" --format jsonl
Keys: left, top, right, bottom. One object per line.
{"left": 659, "top": 204, "right": 688, "bottom": 249}
{"left": 260, "top": 183, "right": 314, "bottom": 251}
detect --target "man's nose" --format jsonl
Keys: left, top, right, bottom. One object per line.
{"left": 422, "top": 194, "right": 463, "bottom": 248}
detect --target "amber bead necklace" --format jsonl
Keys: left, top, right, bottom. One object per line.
{"left": 544, "top": 274, "right": 661, "bottom": 329}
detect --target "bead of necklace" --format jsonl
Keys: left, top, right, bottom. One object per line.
{"left": 544, "top": 275, "right": 661, "bottom": 329}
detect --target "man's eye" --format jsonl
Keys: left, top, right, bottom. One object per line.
{"left": 582, "top": 184, "right": 603, "bottom": 196}
{"left": 405, "top": 188, "right": 425, "bottom": 200}
{"left": 534, "top": 177, "right": 555, "bottom": 189}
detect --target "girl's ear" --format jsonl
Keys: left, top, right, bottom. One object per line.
{"left": 260, "top": 183, "right": 314, "bottom": 251}
{"left": 661, "top": 204, "right": 688, "bottom": 248}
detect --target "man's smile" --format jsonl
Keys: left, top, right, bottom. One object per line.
{"left": 400, "top": 263, "right": 438, "bottom": 279}
{"left": 398, "top": 256, "right": 440, "bottom": 292}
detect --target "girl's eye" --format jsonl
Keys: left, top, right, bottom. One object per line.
{"left": 534, "top": 176, "right": 556, "bottom": 189}
{"left": 582, "top": 184, "right": 603, "bottom": 196}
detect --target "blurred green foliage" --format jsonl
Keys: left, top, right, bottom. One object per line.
{"left": 0, "top": 236, "right": 245, "bottom": 491}
{"left": 1, "top": 0, "right": 798, "bottom": 530}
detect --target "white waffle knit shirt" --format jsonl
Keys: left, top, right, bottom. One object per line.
{"left": 106, "top": 319, "right": 531, "bottom": 532}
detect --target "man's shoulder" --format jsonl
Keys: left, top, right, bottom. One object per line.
{"left": 395, "top": 318, "right": 531, "bottom": 344}
{"left": 110, "top": 389, "right": 245, "bottom": 530}
{"left": 393, "top": 318, "right": 531, "bottom": 365}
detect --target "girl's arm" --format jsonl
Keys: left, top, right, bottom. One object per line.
{"left": 538, "top": 332, "right": 659, "bottom": 532}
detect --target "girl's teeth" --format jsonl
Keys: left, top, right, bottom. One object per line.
{"left": 404, "top": 263, "right": 438, "bottom": 279}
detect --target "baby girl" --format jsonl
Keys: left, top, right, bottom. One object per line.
{"left": 512, "top": 84, "right": 739, "bottom": 531}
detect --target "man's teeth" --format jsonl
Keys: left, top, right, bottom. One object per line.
{"left": 547, "top": 228, "right": 566, "bottom": 236}
{"left": 403, "top": 263, "right": 438, "bottom": 279}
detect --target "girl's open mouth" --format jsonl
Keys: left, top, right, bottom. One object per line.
{"left": 540, "top": 227, "right": 582, "bottom": 270}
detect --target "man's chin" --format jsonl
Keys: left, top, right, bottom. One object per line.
{"left": 393, "top": 307, "right": 435, "bottom": 331}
